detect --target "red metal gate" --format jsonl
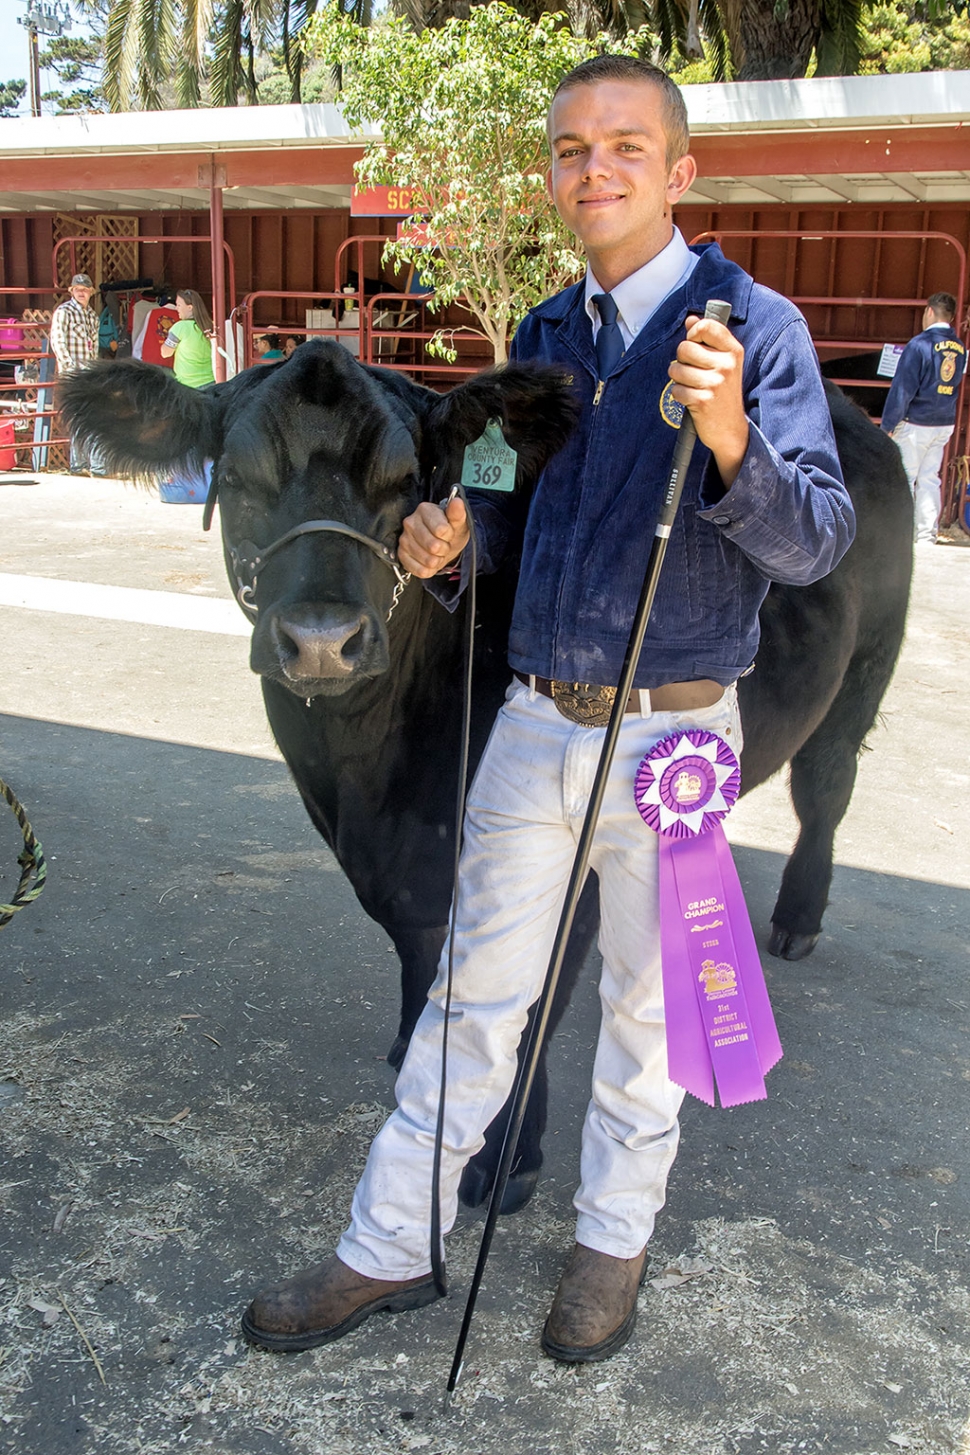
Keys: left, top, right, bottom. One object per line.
{"left": 691, "top": 227, "right": 970, "bottom": 531}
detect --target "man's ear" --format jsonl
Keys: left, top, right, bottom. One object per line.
{"left": 58, "top": 359, "right": 222, "bottom": 481}
{"left": 425, "top": 363, "right": 579, "bottom": 487}
{"left": 666, "top": 152, "right": 696, "bottom": 207}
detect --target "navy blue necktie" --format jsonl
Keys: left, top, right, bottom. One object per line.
{"left": 592, "top": 292, "right": 624, "bottom": 380}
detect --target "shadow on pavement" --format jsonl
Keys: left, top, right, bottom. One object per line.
{"left": 1, "top": 714, "right": 967, "bottom": 1455}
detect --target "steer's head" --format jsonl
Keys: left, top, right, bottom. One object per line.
{"left": 59, "top": 340, "right": 577, "bottom": 698}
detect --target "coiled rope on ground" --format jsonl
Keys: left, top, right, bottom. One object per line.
{"left": 0, "top": 777, "right": 47, "bottom": 927}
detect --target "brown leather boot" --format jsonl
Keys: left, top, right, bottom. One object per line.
{"left": 241, "top": 1255, "right": 441, "bottom": 1352}
{"left": 541, "top": 1242, "right": 648, "bottom": 1363}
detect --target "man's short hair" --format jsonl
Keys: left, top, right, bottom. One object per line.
{"left": 551, "top": 55, "right": 690, "bottom": 168}
{"left": 927, "top": 291, "right": 957, "bottom": 322}
{"left": 70, "top": 273, "right": 94, "bottom": 288}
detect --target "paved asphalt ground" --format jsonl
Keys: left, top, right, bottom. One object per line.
{"left": 0, "top": 472, "right": 968, "bottom": 1455}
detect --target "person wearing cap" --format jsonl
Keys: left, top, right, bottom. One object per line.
{"left": 51, "top": 274, "right": 103, "bottom": 476}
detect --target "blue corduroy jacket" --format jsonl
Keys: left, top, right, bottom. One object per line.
{"left": 458, "top": 243, "right": 855, "bottom": 689}
{"left": 880, "top": 325, "right": 967, "bottom": 435}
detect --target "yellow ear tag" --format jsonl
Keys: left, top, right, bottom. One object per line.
{"left": 460, "top": 419, "right": 517, "bottom": 492}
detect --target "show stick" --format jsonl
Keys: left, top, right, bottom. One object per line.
{"left": 446, "top": 298, "right": 734, "bottom": 1396}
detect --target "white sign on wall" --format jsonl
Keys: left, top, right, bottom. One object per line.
{"left": 877, "top": 343, "right": 905, "bottom": 378}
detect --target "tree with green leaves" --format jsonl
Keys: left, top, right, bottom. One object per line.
{"left": 0, "top": 80, "right": 27, "bottom": 117}
{"left": 98, "top": 0, "right": 331, "bottom": 111}
{"left": 397, "top": 0, "right": 651, "bottom": 39}
{"left": 92, "top": 0, "right": 970, "bottom": 114}
{"left": 643, "top": 0, "right": 860, "bottom": 80}
{"left": 307, "top": 3, "right": 656, "bottom": 363}
{"left": 39, "top": 35, "right": 106, "bottom": 112}
{"left": 858, "top": 0, "right": 970, "bottom": 71}
{"left": 651, "top": 0, "right": 969, "bottom": 80}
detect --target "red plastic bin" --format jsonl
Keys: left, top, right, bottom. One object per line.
{"left": 0, "top": 420, "right": 16, "bottom": 470}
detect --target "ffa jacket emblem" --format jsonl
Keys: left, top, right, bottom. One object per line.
{"left": 659, "top": 380, "right": 685, "bottom": 429}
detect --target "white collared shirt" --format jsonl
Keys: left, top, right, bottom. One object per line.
{"left": 585, "top": 227, "right": 699, "bottom": 350}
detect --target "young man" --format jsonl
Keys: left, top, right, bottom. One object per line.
{"left": 242, "top": 56, "right": 854, "bottom": 1364}
{"left": 881, "top": 291, "right": 967, "bottom": 544}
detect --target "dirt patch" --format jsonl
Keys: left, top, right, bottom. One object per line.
{"left": 1, "top": 1012, "right": 967, "bottom": 1455}
{"left": 935, "top": 523, "right": 970, "bottom": 549}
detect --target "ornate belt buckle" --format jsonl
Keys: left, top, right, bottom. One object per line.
{"left": 549, "top": 680, "right": 617, "bottom": 728}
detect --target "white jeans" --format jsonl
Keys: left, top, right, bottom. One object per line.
{"left": 337, "top": 678, "right": 743, "bottom": 1278}
{"left": 892, "top": 420, "right": 953, "bottom": 541}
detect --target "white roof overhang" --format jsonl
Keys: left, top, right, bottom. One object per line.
{"left": 0, "top": 71, "right": 966, "bottom": 213}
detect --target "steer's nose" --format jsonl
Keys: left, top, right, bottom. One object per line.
{"left": 271, "top": 605, "right": 382, "bottom": 680}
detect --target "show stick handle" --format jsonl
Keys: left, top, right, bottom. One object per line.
{"left": 656, "top": 298, "right": 733, "bottom": 537}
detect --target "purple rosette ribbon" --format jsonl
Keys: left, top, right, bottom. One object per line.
{"left": 635, "top": 729, "right": 782, "bottom": 1108}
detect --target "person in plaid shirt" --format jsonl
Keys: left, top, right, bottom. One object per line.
{"left": 51, "top": 273, "right": 103, "bottom": 474}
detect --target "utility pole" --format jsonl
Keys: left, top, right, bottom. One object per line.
{"left": 18, "top": 2, "right": 72, "bottom": 118}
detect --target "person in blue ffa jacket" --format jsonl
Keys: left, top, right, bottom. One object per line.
{"left": 242, "top": 55, "right": 855, "bottom": 1365}
{"left": 881, "top": 291, "right": 967, "bottom": 544}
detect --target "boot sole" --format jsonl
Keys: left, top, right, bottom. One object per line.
{"left": 241, "top": 1278, "right": 441, "bottom": 1353}
{"left": 541, "top": 1301, "right": 638, "bottom": 1364}
{"left": 540, "top": 1256, "right": 648, "bottom": 1364}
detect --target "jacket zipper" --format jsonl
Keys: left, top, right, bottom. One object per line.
{"left": 593, "top": 379, "right": 605, "bottom": 406}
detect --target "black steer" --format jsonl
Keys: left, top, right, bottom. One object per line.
{"left": 61, "top": 341, "right": 912, "bottom": 1210}
{"left": 820, "top": 351, "right": 887, "bottom": 420}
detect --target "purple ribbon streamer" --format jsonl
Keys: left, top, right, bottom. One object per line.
{"left": 638, "top": 730, "right": 783, "bottom": 1108}
{"left": 661, "top": 828, "right": 781, "bottom": 1106}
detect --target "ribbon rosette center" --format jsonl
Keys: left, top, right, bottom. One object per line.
{"left": 635, "top": 729, "right": 740, "bottom": 839}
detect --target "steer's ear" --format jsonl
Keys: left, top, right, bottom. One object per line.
{"left": 426, "top": 364, "right": 578, "bottom": 484}
{"left": 58, "top": 360, "right": 221, "bottom": 481}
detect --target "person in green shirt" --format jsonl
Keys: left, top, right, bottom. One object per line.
{"left": 161, "top": 290, "right": 215, "bottom": 388}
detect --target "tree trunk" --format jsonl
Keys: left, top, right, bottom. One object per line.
{"left": 734, "top": 0, "right": 822, "bottom": 81}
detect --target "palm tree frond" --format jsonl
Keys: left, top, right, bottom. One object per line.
{"left": 211, "top": 0, "right": 245, "bottom": 106}
{"left": 103, "top": 0, "right": 136, "bottom": 111}
{"left": 815, "top": 0, "right": 864, "bottom": 76}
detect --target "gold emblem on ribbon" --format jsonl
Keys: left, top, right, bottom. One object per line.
{"left": 673, "top": 770, "right": 704, "bottom": 804}
{"left": 550, "top": 680, "right": 617, "bottom": 727}
{"left": 699, "top": 958, "right": 738, "bottom": 997}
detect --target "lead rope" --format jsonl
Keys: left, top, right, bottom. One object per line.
{"left": 0, "top": 778, "right": 47, "bottom": 928}
{"left": 430, "top": 483, "right": 477, "bottom": 1298}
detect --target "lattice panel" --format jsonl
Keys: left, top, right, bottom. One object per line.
{"left": 95, "top": 216, "right": 138, "bottom": 286}
{"left": 53, "top": 214, "right": 137, "bottom": 288}
{"left": 53, "top": 213, "right": 97, "bottom": 288}
{"left": 21, "top": 307, "right": 51, "bottom": 350}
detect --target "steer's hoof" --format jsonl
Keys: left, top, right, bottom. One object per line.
{"left": 386, "top": 1034, "right": 409, "bottom": 1072}
{"left": 499, "top": 1168, "right": 539, "bottom": 1215}
{"left": 458, "top": 1162, "right": 539, "bottom": 1216}
{"left": 768, "top": 923, "right": 820, "bottom": 961}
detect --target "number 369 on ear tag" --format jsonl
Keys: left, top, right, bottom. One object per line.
{"left": 460, "top": 419, "right": 518, "bottom": 492}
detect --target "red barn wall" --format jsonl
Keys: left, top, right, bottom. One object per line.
{"left": 4, "top": 200, "right": 967, "bottom": 347}
{"left": 676, "top": 202, "right": 970, "bottom": 347}
{"left": 0, "top": 210, "right": 405, "bottom": 317}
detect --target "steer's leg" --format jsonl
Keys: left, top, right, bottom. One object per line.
{"left": 769, "top": 647, "right": 898, "bottom": 960}
{"left": 385, "top": 924, "right": 448, "bottom": 1071}
{"left": 459, "top": 873, "right": 600, "bottom": 1215}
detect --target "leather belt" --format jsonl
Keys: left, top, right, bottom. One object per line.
{"left": 513, "top": 671, "right": 724, "bottom": 728}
